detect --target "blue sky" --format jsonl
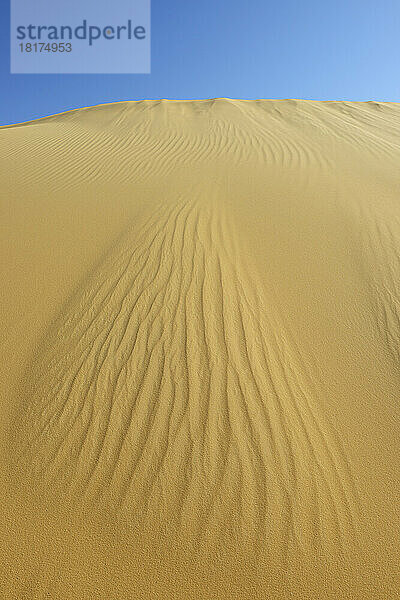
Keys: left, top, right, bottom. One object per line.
{"left": 1, "top": 0, "right": 400, "bottom": 125}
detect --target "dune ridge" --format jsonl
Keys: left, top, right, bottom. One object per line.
{"left": 1, "top": 99, "right": 400, "bottom": 598}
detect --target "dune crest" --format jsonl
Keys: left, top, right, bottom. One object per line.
{"left": 2, "top": 99, "right": 400, "bottom": 598}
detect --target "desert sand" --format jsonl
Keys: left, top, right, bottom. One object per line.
{"left": 0, "top": 99, "right": 399, "bottom": 598}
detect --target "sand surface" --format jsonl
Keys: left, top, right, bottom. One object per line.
{"left": 0, "top": 99, "right": 399, "bottom": 598}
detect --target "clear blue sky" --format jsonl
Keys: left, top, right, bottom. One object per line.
{"left": 1, "top": 0, "right": 400, "bottom": 125}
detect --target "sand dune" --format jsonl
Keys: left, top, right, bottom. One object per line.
{"left": 1, "top": 99, "right": 400, "bottom": 598}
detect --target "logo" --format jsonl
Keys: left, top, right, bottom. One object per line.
{"left": 11, "top": 0, "right": 151, "bottom": 74}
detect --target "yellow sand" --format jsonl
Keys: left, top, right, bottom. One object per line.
{"left": 0, "top": 99, "right": 399, "bottom": 599}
